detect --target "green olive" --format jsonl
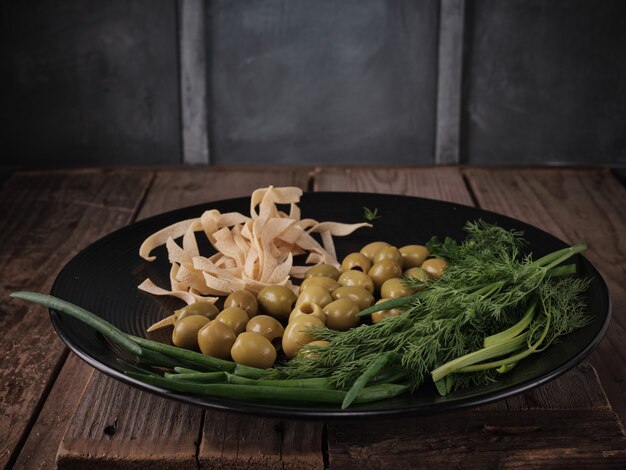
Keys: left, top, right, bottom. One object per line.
{"left": 332, "top": 286, "right": 375, "bottom": 310}
{"left": 403, "top": 267, "right": 430, "bottom": 290}
{"left": 341, "top": 252, "right": 372, "bottom": 273}
{"left": 174, "top": 302, "right": 219, "bottom": 322}
{"left": 282, "top": 315, "right": 325, "bottom": 359}
{"left": 171, "top": 314, "right": 210, "bottom": 350}
{"left": 300, "top": 276, "right": 341, "bottom": 292}
{"left": 368, "top": 259, "right": 403, "bottom": 291}
{"left": 372, "top": 246, "right": 403, "bottom": 265}
{"left": 323, "top": 298, "right": 360, "bottom": 331}
{"left": 215, "top": 307, "right": 249, "bottom": 335}
{"left": 245, "top": 315, "right": 285, "bottom": 344}
{"left": 307, "top": 340, "right": 330, "bottom": 348}
{"left": 359, "top": 241, "right": 390, "bottom": 261}
{"left": 371, "top": 299, "right": 404, "bottom": 324}
{"left": 223, "top": 290, "right": 258, "bottom": 318}
{"left": 422, "top": 258, "right": 448, "bottom": 279}
{"left": 380, "top": 278, "right": 415, "bottom": 299}
{"left": 338, "top": 270, "right": 374, "bottom": 293}
{"left": 197, "top": 321, "right": 237, "bottom": 359}
{"left": 304, "top": 263, "right": 340, "bottom": 280}
{"left": 257, "top": 285, "right": 297, "bottom": 320}
{"left": 296, "top": 285, "right": 333, "bottom": 308}
{"left": 289, "top": 301, "right": 326, "bottom": 324}
{"left": 231, "top": 332, "right": 277, "bottom": 368}
{"left": 404, "top": 266, "right": 430, "bottom": 281}
{"left": 301, "top": 340, "right": 330, "bottom": 359}
{"left": 399, "top": 245, "right": 430, "bottom": 269}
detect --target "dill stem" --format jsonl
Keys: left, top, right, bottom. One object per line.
{"left": 357, "top": 294, "right": 417, "bottom": 317}
{"left": 357, "top": 279, "right": 506, "bottom": 318}
{"left": 474, "top": 281, "right": 505, "bottom": 297}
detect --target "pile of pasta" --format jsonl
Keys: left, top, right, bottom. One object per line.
{"left": 138, "top": 186, "right": 371, "bottom": 305}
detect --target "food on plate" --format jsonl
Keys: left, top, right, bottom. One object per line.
{"left": 137, "top": 186, "right": 371, "bottom": 305}
{"left": 278, "top": 221, "right": 590, "bottom": 407}
{"left": 10, "top": 189, "right": 593, "bottom": 409}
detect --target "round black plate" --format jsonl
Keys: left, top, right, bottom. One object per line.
{"left": 50, "top": 192, "right": 611, "bottom": 419}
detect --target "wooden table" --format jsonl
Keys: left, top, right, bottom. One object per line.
{"left": 2, "top": 166, "right": 626, "bottom": 469}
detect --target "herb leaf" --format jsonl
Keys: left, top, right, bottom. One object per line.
{"left": 363, "top": 207, "right": 381, "bottom": 222}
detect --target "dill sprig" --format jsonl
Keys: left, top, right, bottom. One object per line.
{"left": 272, "top": 221, "right": 590, "bottom": 396}
{"left": 363, "top": 207, "right": 381, "bottom": 222}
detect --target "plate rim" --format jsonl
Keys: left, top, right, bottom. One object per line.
{"left": 49, "top": 191, "right": 613, "bottom": 419}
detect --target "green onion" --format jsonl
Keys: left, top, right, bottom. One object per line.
{"left": 342, "top": 351, "right": 400, "bottom": 409}
{"left": 483, "top": 301, "right": 536, "bottom": 348}
{"left": 127, "top": 372, "right": 408, "bottom": 405}
{"left": 431, "top": 332, "right": 530, "bottom": 383}
{"left": 129, "top": 335, "right": 237, "bottom": 372}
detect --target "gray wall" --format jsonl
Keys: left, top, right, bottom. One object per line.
{"left": 1, "top": 1, "right": 181, "bottom": 166}
{"left": 463, "top": 0, "right": 626, "bottom": 166}
{"left": 2, "top": 0, "right": 625, "bottom": 167}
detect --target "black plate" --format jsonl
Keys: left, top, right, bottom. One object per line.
{"left": 50, "top": 192, "right": 611, "bottom": 419}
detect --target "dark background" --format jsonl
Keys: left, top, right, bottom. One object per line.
{"left": 2, "top": 0, "right": 625, "bottom": 167}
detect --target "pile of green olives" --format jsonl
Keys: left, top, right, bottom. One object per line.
{"left": 275, "top": 241, "right": 448, "bottom": 357}
{"left": 156, "top": 240, "right": 447, "bottom": 368}
{"left": 168, "top": 289, "right": 283, "bottom": 369}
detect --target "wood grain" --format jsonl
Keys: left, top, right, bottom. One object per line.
{"left": 313, "top": 167, "right": 474, "bottom": 205}
{"left": 327, "top": 363, "right": 626, "bottom": 468}
{"left": 464, "top": 168, "right": 626, "bottom": 424}
{"left": 7, "top": 167, "right": 626, "bottom": 468}
{"left": 0, "top": 169, "right": 152, "bottom": 469}
{"left": 58, "top": 168, "right": 315, "bottom": 468}
{"left": 318, "top": 166, "right": 626, "bottom": 467}
{"left": 199, "top": 413, "right": 323, "bottom": 469}
{"left": 57, "top": 371, "right": 201, "bottom": 470}
{"left": 139, "top": 167, "right": 313, "bottom": 219}
{"left": 329, "top": 410, "right": 626, "bottom": 468}
{"left": 13, "top": 353, "right": 94, "bottom": 469}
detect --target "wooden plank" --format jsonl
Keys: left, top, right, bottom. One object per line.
{"left": 327, "top": 362, "right": 626, "bottom": 468}
{"left": 13, "top": 354, "right": 94, "bottom": 469}
{"left": 194, "top": 169, "right": 321, "bottom": 468}
{"left": 0, "top": 169, "right": 153, "bottom": 469}
{"left": 464, "top": 168, "right": 626, "bottom": 424}
{"left": 435, "top": 0, "right": 465, "bottom": 164}
{"left": 179, "top": 0, "right": 210, "bottom": 164}
{"left": 58, "top": 169, "right": 316, "bottom": 468}
{"left": 57, "top": 371, "right": 201, "bottom": 470}
{"left": 199, "top": 413, "right": 323, "bottom": 469}
{"left": 313, "top": 167, "right": 474, "bottom": 205}
{"left": 318, "top": 167, "right": 626, "bottom": 466}
{"left": 140, "top": 167, "right": 314, "bottom": 218}
{"left": 328, "top": 410, "right": 626, "bottom": 468}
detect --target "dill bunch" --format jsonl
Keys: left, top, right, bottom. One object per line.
{"left": 272, "top": 221, "right": 590, "bottom": 396}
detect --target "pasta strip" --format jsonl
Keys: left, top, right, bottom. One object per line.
{"left": 138, "top": 186, "right": 370, "bottom": 304}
